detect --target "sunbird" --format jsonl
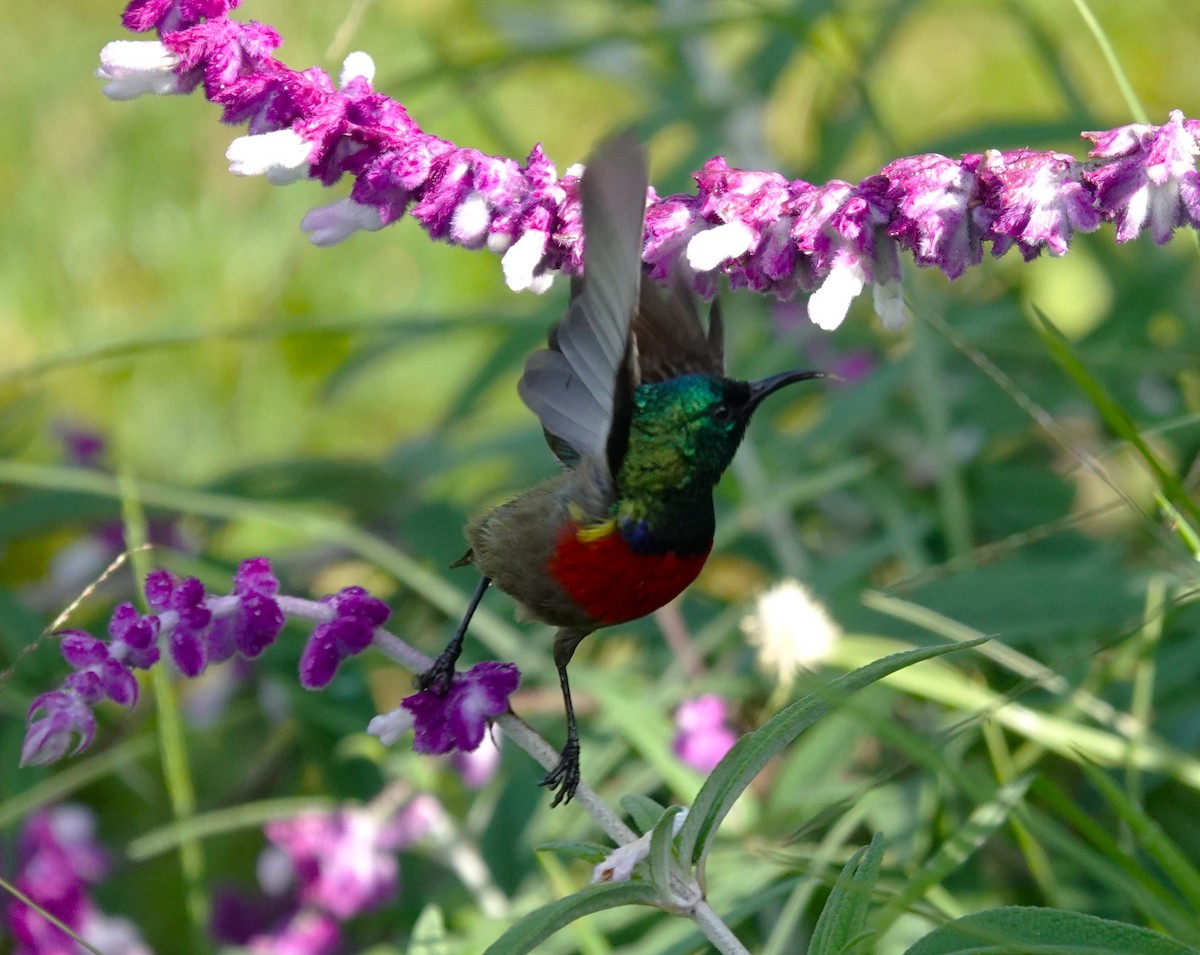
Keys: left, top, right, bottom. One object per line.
{"left": 418, "top": 132, "right": 823, "bottom": 805}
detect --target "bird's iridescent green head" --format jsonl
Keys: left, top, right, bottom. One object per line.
{"left": 618, "top": 370, "right": 822, "bottom": 495}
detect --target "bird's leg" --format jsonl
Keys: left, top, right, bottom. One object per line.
{"left": 539, "top": 628, "right": 591, "bottom": 807}
{"left": 416, "top": 575, "right": 491, "bottom": 695}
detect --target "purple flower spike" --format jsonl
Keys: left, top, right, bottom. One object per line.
{"left": 879, "top": 153, "right": 983, "bottom": 279}
{"left": 260, "top": 910, "right": 341, "bottom": 955}
{"left": 235, "top": 590, "right": 285, "bottom": 658}
{"left": 1084, "top": 109, "right": 1200, "bottom": 243}
{"left": 401, "top": 661, "right": 520, "bottom": 755}
{"left": 22, "top": 606, "right": 155, "bottom": 766}
{"left": 298, "top": 586, "right": 391, "bottom": 689}
{"left": 328, "top": 586, "right": 390, "bottom": 627}
{"left": 143, "top": 568, "right": 175, "bottom": 611}
{"left": 107, "top": 602, "right": 163, "bottom": 670}
{"left": 969, "top": 148, "right": 1101, "bottom": 259}
{"left": 232, "top": 561, "right": 285, "bottom": 657}
{"left": 61, "top": 616, "right": 148, "bottom": 707}
{"left": 235, "top": 556, "right": 281, "bottom": 597}
{"left": 149, "top": 560, "right": 284, "bottom": 675}
{"left": 123, "top": 0, "right": 242, "bottom": 35}
{"left": 22, "top": 691, "right": 97, "bottom": 766}
{"left": 165, "top": 578, "right": 212, "bottom": 676}
{"left": 299, "top": 618, "right": 368, "bottom": 689}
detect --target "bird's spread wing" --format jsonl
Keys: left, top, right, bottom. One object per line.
{"left": 518, "top": 131, "right": 647, "bottom": 479}
{"left": 631, "top": 274, "right": 725, "bottom": 383}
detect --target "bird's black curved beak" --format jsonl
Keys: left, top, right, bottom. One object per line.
{"left": 743, "top": 370, "right": 824, "bottom": 417}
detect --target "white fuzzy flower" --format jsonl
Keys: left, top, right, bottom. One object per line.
{"left": 686, "top": 221, "right": 756, "bottom": 272}
{"left": 256, "top": 844, "right": 296, "bottom": 895}
{"left": 367, "top": 707, "right": 415, "bottom": 746}
{"left": 96, "top": 41, "right": 181, "bottom": 100}
{"left": 872, "top": 279, "right": 908, "bottom": 330}
{"left": 808, "top": 260, "right": 866, "bottom": 331}
{"left": 451, "top": 193, "right": 492, "bottom": 246}
{"left": 486, "top": 231, "right": 513, "bottom": 253}
{"left": 339, "top": 51, "right": 376, "bottom": 88}
{"left": 502, "top": 229, "right": 550, "bottom": 291}
{"left": 301, "top": 198, "right": 384, "bottom": 246}
{"left": 592, "top": 808, "right": 688, "bottom": 884}
{"left": 227, "top": 129, "right": 314, "bottom": 183}
{"left": 741, "top": 579, "right": 840, "bottom": 690}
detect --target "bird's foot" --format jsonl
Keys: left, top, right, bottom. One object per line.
{"left": 539, "top": 737, "right": 581, "bottom": 808}
{"left": 414, "top": 649, "right": 457, "bottom": 696}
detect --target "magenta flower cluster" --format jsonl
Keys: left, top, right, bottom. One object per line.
{"left": 6, "top": 805, "right": 150, "bottom": 955}
{"left": 212, "top": 801, "right": 440, "bottom": 953}
{"left": 99, "top": 1, "right": 1200, "bottom": 331}
{"left": 6, "top": 800, "right": 441, "bottom": 955}
{"left": 673, "top": 695, "right": 737, "bottom": 774}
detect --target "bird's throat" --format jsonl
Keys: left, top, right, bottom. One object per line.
{"left": 615, "top": 482, "right": 716, "bottom": 556}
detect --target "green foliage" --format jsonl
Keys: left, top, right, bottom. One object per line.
{"left": 902, "top": 907, "right": 1200, "bottom": 955}
{"left": 809, "top": 834, "right": 884, "bottom": 955}
{"left": 482, "top": 882, "right": 660, "bottom": 955}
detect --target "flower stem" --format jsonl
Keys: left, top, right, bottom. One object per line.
{"left": 1068, "top": 0, "right": 1148, "bottom": 123}
{"left": 690, "top": 898, "right": 753, "bottom": 955}
{"left": 119, "top": 467, "right": 209, "bottom": 945}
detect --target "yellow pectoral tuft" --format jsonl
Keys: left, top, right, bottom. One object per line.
{"left": 576, "top": 519, "right": 618, "bottom": 543}
{"left": 573, "top": 521, "right": 618, "bottom": 545}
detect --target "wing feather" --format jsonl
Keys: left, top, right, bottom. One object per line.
{"left": 517, "top": 130, "right": 648, "bottom": 468}
{"left": 630, "top": 275, "right": 725, "bottom": 382}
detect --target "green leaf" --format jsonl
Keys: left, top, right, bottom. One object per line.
{"left": 903, "top": 906, "right": 1200, "bottom": 955}
{"left": 678, "top": 637, "right": 988, "bottom": 867}
{"left": 809, "top": 833, "right": 884, "bottom": 955}
{"left": 648, "top": 806, "right": 688, "bottom": 898}
{"left": 481, "top": 882, "right": 660, "bottom": 955}
{"left": 873, "top": 776, "right": 1033, "bottom": 933}
{"left": 535, "top": 840, "right": 614, "bottom": 866}
{"left": 1030, "top": 776, "right": 1194, "bottom": 933}
{"left": 408, "top": 905, "right": 449, "bottom": 955}
{"left": 620, "top": 794, "right": 667, "bottom": 835}
{"left": 1076, "top": 762, "right": 1200, "bottom": 912}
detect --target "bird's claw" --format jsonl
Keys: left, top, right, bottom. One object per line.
{"left": 539, "top": 738, "right": 581, "bottom": 807}
{"left": 415, "top": 652, "right": 456, "bottom": 695}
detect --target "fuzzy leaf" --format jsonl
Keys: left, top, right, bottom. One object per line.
{"left": 648, "top": 806, "right": 689, "bottom": 898}
{"left": 481, "top": 882, "right": 660, "bottom": 955}
{"left": 621, "top": 793, "right": 667, "bottom": 835}
{"left": 809, "top": 833, "right": 884, "bottom": 955}
{"left": 535, "top": 840, "right": 615, "bottom": 866}
{"left": 904, "top": 906, "right": 1200, "bottom": 955}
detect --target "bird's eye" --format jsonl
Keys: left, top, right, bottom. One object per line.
{"left": 712, "top": 403, "right": 734, "bottom": 423}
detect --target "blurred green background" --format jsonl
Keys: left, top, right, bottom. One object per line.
{"left": 2, "top": 0, "right": 1200, "bottom": 952}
